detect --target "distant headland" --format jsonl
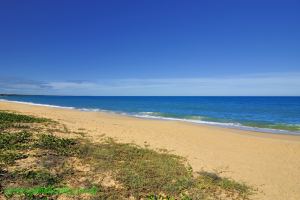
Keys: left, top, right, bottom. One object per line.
{"left": 0, "top": 94, "right": 24, "bottom": 96}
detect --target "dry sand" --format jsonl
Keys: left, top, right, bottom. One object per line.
{"left": 1, "top": 101, "right": 300, "bottom": 200}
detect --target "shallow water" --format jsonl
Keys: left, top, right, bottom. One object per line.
{"left": 1, "top": 96, "right": 300, "bottom": 134}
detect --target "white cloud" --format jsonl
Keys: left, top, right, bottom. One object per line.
{"left": 1, "top": 72, "right": 300, "bottom": 96}
{"left": 44, "top": 72, "right": 300, "bottom": 96}
{"left": 47, "top": 82, "right": 98, "bottom": 90}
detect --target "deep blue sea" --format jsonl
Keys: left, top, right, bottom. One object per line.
{"left": 1, "top": 96, "right": 300, "bottom": 134}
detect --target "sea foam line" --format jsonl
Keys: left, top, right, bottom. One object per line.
{"left": 0, "top": 98, "right": 124, "bottom": 115}
{"left": 132, "top": 112, "right": 300, "bottom": 135}
{"left": 1, "top": 98, "right": 299, "bottom": 135}
{"left": 0, "top": 99, "right": 76, "bottom": 110}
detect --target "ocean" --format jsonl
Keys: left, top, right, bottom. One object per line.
{"left": 1, "top": 95, "right": 300, "bottom": 135}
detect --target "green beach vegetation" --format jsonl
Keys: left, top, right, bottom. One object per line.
{"left": 0, "top": 110, "right": 253, "bottom": 199}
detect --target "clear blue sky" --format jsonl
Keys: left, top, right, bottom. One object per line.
{"left": 0, "top": 0, "right": 299, "bottom": 95}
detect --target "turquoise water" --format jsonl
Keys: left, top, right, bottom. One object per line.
{"left": 1, "top": 96, "right": 300, "bottom": 134}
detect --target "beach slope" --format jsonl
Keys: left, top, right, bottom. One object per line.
{"left": 1, "top": 101, "right": 300, "bottom": 200}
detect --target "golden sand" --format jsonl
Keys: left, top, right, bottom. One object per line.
{"left": 1, "top": 101, "right": 300, "bottom": 200}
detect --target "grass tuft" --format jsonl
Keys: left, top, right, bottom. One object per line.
{"left": 196, "top": 171, "right": 252, "bottom": 199}
{"left": 0, "top": 151, "right": 28, "bottom": 165}
{"left": 0, "top": 111, "right": 49, "bottom": 124}
{"left": 0, "top": 110, "right": 50, "bottom": 132}
{"left": 35, "top": 134, "right": 79, "bottom": 156}
{"left": 12, "top": 169, "right": 61, "bottom": 186}
{"left": 0, "top": 131, "right": 32, "bottom": 150}
{"left": 0, "top": 131, "right": 32, "bottom": 165}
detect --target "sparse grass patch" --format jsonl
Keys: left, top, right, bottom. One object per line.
{"left": 0, "top": 111, "right": 49, "bottom": 124}
{"left": 35, "top": 134, "right": 79, "bottom": 156}
{"left": 80, "top": 140, "right": 196, "bottom": 199}
{"left": 195, "top": 172, "right": 252, "bottom": 199}
{"left": 0, "top": 151, "right": 28, "bottom": 165}
{"left": 0, "top": 131, "right": 32, "bottom": 150}
{"left": 0, "top": 131, "right": 33, "bottom": 166}
{"left": 12, "top": 169, "right": 61, "bottom": 186}
{"left": 73, "top": 131, "right": 86, "bottom": 137}
{"left": 0, "top": 111, "right": 51, "bottom": 133}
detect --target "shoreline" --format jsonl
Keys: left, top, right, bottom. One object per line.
{"left": 1, "top": 98, "right": 299, "bottom": 136}
{"left": 1, "top": 101, "right": 300, "bottom": 199}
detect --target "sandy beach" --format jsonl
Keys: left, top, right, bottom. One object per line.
{"left": 1, "top": 101, "right": 300, "bottom": 200}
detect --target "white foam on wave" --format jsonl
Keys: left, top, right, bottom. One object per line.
{"left": 132, "top": 112, "right": 300, "bottom": 135}
{"left": 1, "top": 98, "right": 299, "bottom": 135}
{"left": 79, "top": 108, "right": 103, "bottom": 112}
{"left": 78, "top": 108, "right": 129, "bottom": 116}
{"left": 133, "top": 112, "right": 239, "bottom": 126}
{"left": 0, "top": 99, "right": 75, "bottom": 110}
{"left": 0, "top": 99, "right": 121, "bottom": 115}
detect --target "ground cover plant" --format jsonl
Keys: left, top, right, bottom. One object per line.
{"left": 0, "top": 110, "right": 253, "bottom": 199}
